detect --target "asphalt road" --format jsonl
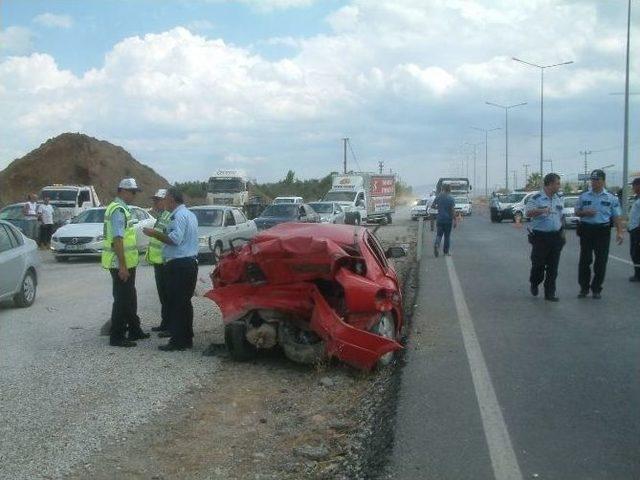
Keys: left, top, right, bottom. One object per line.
{"left": 388, "top": 212, "right": 640, "bottom": 480}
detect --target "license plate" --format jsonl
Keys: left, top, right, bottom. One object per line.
{"left": 65, "top": 244, "right": 83, "bottom": 251}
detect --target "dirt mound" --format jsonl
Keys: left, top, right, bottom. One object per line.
{"left": 0, "top": 133, "right": 170, "bottom": 207}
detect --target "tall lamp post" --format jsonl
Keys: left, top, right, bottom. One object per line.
{"left": 486, "top": 101, "right": 527, "bottom": 190}
{"left": 471, "top": 126, "right": 501, "bottom": 197}
{"left": 622, "top": 0, "right": 633, "bottom": 212}
{"left": 464, "top": 141, "right": 484, "bottom": 197}
{"left": 512, "top": 57, "right": 574, "bottom": 178}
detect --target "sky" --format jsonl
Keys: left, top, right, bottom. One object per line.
{"left": 1, "top": 0, "right": 639, "bottom": 193}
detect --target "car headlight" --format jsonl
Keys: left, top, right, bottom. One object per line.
{"left": 95, "top": 235, "right": 104, "bottom": 242}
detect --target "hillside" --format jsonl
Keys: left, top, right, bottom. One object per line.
{"left": 0, "top": 133, "right": 170, "bottom": 206}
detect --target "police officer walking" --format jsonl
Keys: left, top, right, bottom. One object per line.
{"left": 102, "top": 178, "right": 149, "bottom": 347}
{"left": 143, "top": 188, "right": 199, "bottom": 351}
{"left": 575, "top": 169, "right": 624, "bottom": 299}
{"left": 627, "top": 177, "right": 640, "bottom": 282}
{"left": 145, "top": 189, "right": 172, "bottom": 333}
{"left": 525, "top": 173, "right": 564, "bottom": 301}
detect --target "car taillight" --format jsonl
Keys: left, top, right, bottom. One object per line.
{"left": 375, "top": 289, "right": 400, "bottom": 311}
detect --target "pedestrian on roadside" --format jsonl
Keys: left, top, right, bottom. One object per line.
{"left": 143, "top": 188, "right": 199, "bottom": 351}
{"left": 525, "top": 173, "right": 565, "bottom": 301}
{"left": 145, "top": 189, "right": 172, "bottom": 334}
{"left": 37, "top": 196, "right": 55, "bottom": 248}
{"left": 427, "top": 190, "right": 437, "bottom": 231}
{"left": 627, "top": 177, "right": 640, "bottom": 283}
{"left": 102, "top": 178, "right": 150, "bottom": 347}
{"left": 432, "top": 184, "right": 456, "bottom": 257}
{"left": 574, "top": 169, "right": 624, "bottom": 299}
{"left": 22, "top": 193, "right": 39, "bottom": 242}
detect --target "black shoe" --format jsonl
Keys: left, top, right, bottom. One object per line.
{"left": 544, "top": 296, "right": 559, "bottom": 302}
{"left": 110, "top": 339, "right": 137, "bottom": 347}
{"left": 158, "top": 331, "right": 172, "bottom": 338}
{"left": 629, "top": 276, "right": 640, "bottom": 283}
{"left": 434, "top": 246, "right": 439, "bottom": 258}
{"left": 530, "top": 284, "right": 539, "bottom": 297}
{"left": 128, "top": 331, "right": 150, "bottom": 341}
{"left": 577, "top": 290, "right": 588, "bottom": 298}
{"left": 592, "top": 292, "right": 601, "bottom": 299}
{"left": 158, "top": 342, "right": 192, "bottom": 351}
{"left": 151, "top": 326, "right": 167, "bottom": 332}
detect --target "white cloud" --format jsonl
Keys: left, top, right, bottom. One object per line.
{"left": 33, "top": 13, "right": 73, "bottom": 29}
{"left": 0, "top": 26, "right": 33, "bottom": 55}
{"left": 1, "top": 1, "right": 638, "bottom": 184}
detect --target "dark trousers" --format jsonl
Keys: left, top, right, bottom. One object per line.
{"left": 630, "top": 228, "right": 640, "bottom": 280}
{"left": 578, "top": 224, "right": 611, "bottom": 293}
{"left": 529, "top": 230, "right": 564, "bottom": 296}
{"left": 153, "top": 264, "right": 170, "bottom": 329}
{"left": 39, "top": 224, "right": 53, "bottom": 245}
{"left": 435, "top": 221, "right": 453, "bottom": 253}
{"left": 109, "top": 268, "right": 142, "bottom": 341}
{"left": 165, "top": 258, "right": 198, "bottom": 346}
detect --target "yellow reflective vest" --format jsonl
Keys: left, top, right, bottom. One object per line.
{"left": 145, "top": 210, "right": 171, "bottom": 265}
{"left": 101, "top": 200, "right": 139, "bottom": 269}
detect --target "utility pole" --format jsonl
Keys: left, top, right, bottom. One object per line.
{"left": 511, "top": 170, "right": 518, "bottom": 190}
{"left": 471, "top": 126, "right": 501, "bottom": 197}
{"left": 342, "top": 138, "right": 349, "bottom": 174}
{"left": 622, "top": 0, "right": 632, "bottom": 212}
{"left": 378, "top": 160, "right": 384, "bottom": 174}
{"left": 580, "top": 150, "right": 592, "bottom": 189}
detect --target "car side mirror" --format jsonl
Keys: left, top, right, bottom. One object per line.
{"left": 385, "top": 246, "right": 407, "bottom": 259}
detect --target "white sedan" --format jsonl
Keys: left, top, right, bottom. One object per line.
{"left": 189, "top": 206, "right": 258, "bottom": 263}
{"left": 308, "top": 202, "right": 345, "bottom": 224}
{"left": 51, "top": 206, "right": 156, "bottom": 261}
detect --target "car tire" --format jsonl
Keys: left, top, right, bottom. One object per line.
{"left": 224, "top": 320, "right": 257, "bottom": 361}
{"left": 386, "top": 213, "right": 393, "bottom": 224}
{"left": 370, "top": 313, "right": 396, "bottom": 367}
{"left": 13, "top": 269, "right": 37, "bottom": 308}
{"left": 54, "top": 256, "right": 68, "bottom": 262}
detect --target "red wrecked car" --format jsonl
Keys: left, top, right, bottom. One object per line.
{"left": 206, "top": 223, "right": 406, "bottom": 370}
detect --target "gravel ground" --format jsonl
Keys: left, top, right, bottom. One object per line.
{"left": 0, "top": 209, "right": 418, "bottom": 480}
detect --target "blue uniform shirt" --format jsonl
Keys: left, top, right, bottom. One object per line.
{"left": 164, "top": 204, "right": 199, "bottom": 261}
{"left": 433, "top": 193, "right": 455, "bottom": 222}
{"left": 628, "top": 196, "right": 640, "bottom": 231}
{"left": 575, "top": 188, "right": 621, "bottom": 225}
{"left": 525, "top": 190, "right": 564, "bottom": 232}
{"left": 110, "top": 197, "right": 128, "bottom": 238}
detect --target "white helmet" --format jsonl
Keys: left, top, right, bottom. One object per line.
{"left": 118, "top": 178, "right": 141, "bottom": 191}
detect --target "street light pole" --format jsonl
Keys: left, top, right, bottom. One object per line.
{"left": 513, "top": 57, "right": 574, "bottom": 178}
{"left": 472, "top": 126, "right": 501, "bottom": 197}
{"left": 622, "top": 0, "right": 632, "bottom": 212}
{"left": 523, "top": 163, "right": 530, "bottom": 187}
{"left": 486, "top": 101, "right": 527, "bottom": 190}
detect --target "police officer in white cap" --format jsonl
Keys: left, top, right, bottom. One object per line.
{"left": 145, "top": 189, "right": 171, "bottom": 334}
{"left": 102, "top": 178, "right": 149, "bottom": 347}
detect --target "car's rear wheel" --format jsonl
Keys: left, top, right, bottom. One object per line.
{"left": 14, "top": 270, "right": 36, "bottom": 308}
{"left": 213, "top": 241, "right": 223, "bottom": 264}
{"left": 224, "top": 320, "right": 257, "bottom": 361}
{"left": 370, "top": 313, "right": 396, "bottom": 367}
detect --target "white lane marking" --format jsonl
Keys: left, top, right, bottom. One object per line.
{"left": 445, "top": 256, "right": 523, "bottom": 480}
{"left": 609, "top": 254, "right": 638, "bottom": 266}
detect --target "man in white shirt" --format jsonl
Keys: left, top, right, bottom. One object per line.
{"left": 22, "top": 193, "right": 39, "bottom": 241}
{"left": 38, "top": 196, "right": 55, "bottom": 248}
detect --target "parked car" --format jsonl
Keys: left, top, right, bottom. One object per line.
{"left": 0, "top": 202, "right": 65, "bottom": 240}
{"left": 206, "top": 223, "right": 406, "bottom": 370}
{"left": 410, "top": 198, "right": 429, "bottom": 220}
{"left": 50, "top": 206, "right": 155, "bottom": 261}
{"left": 562, "top": 195, "right": 580, "bottom": 228}
{"left": 308, "top": 201, "right": 346, "bottom": 224}
{"left": 189, "top": 205, "right": 258, "bottom": 263}
{"left": 0, "top": 220, "right": 40, "bottom": 307}
{"left": 272, "top": 196, "right": 303, "bottom": 204}
{"left": 453, "top": 196, "right": 472, "bottom": 216}
{"left": 510, "top": 192, "right": 537, "bottom": 223}
{"left": 492, "top": 191, "right": 529, "bottom": 222}
{"left": 254, "top": 203, "right": 320, "bottom": 230}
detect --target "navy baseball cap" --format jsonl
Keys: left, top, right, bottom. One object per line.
{"left": 590, "top": 169, "right": 605, "bottom": 181}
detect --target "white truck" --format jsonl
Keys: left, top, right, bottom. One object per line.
{"left": 39, "top": 185, "right": 101, "bottom": 222}
{"left": 323, "top": 172, "right": 396, "bottom": 225}
{"left": 206, "top": 169, "right": 249, "bottom": 207}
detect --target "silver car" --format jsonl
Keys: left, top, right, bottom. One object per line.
{"left": 308, "top": 202, "right": 345, "bottom": 224}
{"left": 0, "top": 220, "right": 40, "bottom": 307}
